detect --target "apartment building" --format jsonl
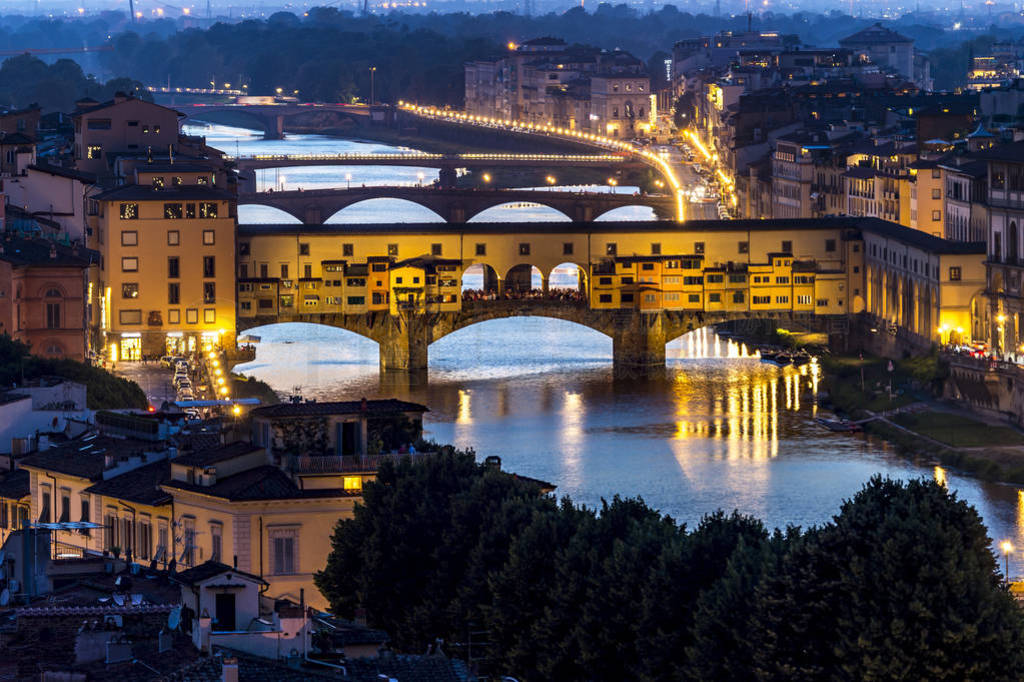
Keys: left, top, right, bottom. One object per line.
{"left": 89, "top": 178, "right": 236, "bottom": 360}
{"left": 72, "top": 95, "right": 182, "bottom": 179}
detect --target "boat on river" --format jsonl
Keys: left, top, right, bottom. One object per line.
{"left": 815, "top": 417, "right": 863, "bottom": 433}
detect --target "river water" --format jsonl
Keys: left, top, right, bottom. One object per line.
{"left": 187, "top": 122, "right": 1024, "bottom": 572}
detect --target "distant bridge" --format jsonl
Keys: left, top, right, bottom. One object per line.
{"left": 231, "top": 152, "right": 643, "bottom": 193}
{"left": 238, "top": 186, "right": 675, "bottom": 223}
{"left": 178, "top": 103, "right": 371, "bottom": 139}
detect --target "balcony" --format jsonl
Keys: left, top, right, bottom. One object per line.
{"left": 288, "top": 452, "right": 432, "bottom": 473}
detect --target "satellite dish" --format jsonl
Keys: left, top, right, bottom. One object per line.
{"left": 113, "top": 593, "right": 124, "bottom": 606}
{"left": 131, "top": 594, "right": 142, "bottom": 605}
{"left": 168, "top": 606, "right": 181, "bottom": 631}
{"left": 0, "top": 589, "right": 9, "bottom": 606}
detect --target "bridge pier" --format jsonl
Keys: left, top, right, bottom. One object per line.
{"left": 378, "top": 314, "right": 432, "bottom": 373}
{"left": 266, "top": 115, "right": 285, "bottom": 140}
{"left": 611, "top": 312, "right": 668, "bottom": 376}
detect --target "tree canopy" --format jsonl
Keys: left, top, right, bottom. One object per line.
{"left": 317, "top": 460, "right": 1024, "bottom": 681}
{"left": 0, "top": 335, "right": 146, "bottom": 409}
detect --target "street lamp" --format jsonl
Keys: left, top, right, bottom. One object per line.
{"left": 345, "top": 172, "right": 352, "bottom": 189}
{"left": 608, "top": 177, "right": 618, "bottom": 193}
{"left": 482, "top": 173, "right": 491, "bottom": 185}
{"left": 1002, "top": 540, "right": 1014, "bottom": 585}
{"left": 417, "top": 172, "right": 425, "bottom": 186}
{"left": 369, "top": 66, "right": 377, "bottom": 105}
{"left": 546, "top": 175, "right": 556, "bottom": 190}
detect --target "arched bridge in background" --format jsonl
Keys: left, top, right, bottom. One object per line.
{"left": 178, "top": 103, "right": 371, "bottom": 139}
{"left": 230, "top": 152, "right": 645, "bottom": 192}
{"left": 238, "top": 186, "right": 676, "bottom": 223}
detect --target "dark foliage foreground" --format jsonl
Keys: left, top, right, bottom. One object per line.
{"left": 316, "top": 450, "right": 1024, "bottom": 681}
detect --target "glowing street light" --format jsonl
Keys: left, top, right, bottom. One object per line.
{"left": 482, "top": 173, "right": 491, "bottom": 184}
{"left": 345, "top": 172, "right": 352, "bottom": 189}
{"left": 607, "top": 177, "right": 618, "bottom": 193}
{"left": 417, "top": 171, "right": 425, "bottom": 186}
{"left": 1002, "top": 540, "right": 1014, "bottom": 584}
{"left": 546, "top": 175, "right": 556, "bottom": 190}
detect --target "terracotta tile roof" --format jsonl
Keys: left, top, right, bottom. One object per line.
{"left": 251, "top": 398, "right": 427, "bottom": 418}
{"left": 172, "top": 560, "right": 267, "bottom": 587}
{"left": 84, "top": 460, "right": 172, "bottom": 506}
{"left": 162, "top": 465, "right": 357, "bottom": 501}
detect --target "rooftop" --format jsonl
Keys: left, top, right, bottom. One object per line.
{"left": 83, "top": 459, "right": 171, "bottom": 506}
{"left": 839, "top": 23, "right": 913, "bottom": 46}
{"left": 172, "top": 441, "right": 264, "bottom": 468}
{"left": 71, "top": 95, "right": 182, "bottom": 119}
{"left": 172, "top": 560, "right": 267, "bottom": 587}
{"left": 0, "top": 469, "right": 30, "bottom": 500}
{"left": 0, "top": 232, "right": 97, "bottom": 268}
{"left": 162, "top": 465, "right": 357, "bottom": 501}
{"left": 26, "top": 163, "right": 97, "bottom": 183}
{"left": 19, "top": 435, "right": 164, "bottom": 481}
{"left": 92, "top": 184, "right": 234, "bottom": 202}
{"left": 251, "top": 398, "right": 428, "bottom": 419}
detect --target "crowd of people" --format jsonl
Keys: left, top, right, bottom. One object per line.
{"left": 461, "top": 287, "right": 587, "bottom": 304}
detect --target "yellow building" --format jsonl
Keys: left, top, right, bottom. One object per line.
{"left": 388, "top": 257, "right": 462, "bottom": 314}
{"left": 89, "top": 182, "right": 236, "bottom": 358}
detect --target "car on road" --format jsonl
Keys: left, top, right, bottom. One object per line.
{"left": 160, "top": 355, "right": 174, "bottom": 368}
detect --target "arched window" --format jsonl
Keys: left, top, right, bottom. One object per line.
{"left": 43, "top": 287, "right": 62, "bottom": 330}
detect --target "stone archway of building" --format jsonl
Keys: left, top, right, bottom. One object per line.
{"left": 504, "top": 264, "right": 544, "bottom": 294}
{"left": 461, "top": 263, "right": 501, "bottom": 297}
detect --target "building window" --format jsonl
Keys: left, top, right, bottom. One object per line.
{"left": 949, "top": 266, "right": 962, "bottom": 281}
{"left": 119, "top": 203, "right": 139, "bottom": 220}
{"left": 182, "top": 517, "right": 196, "bottom": 567}
{"left": 59, "top": 489, "right": 70, "bottom": 523}
{"left": 693, "top": 241, "right": 705, "bottom": 255}
{"left": 202, "top": 230, "right": 215, "bottom": 245}
{"left": 781, "top": 240, "right": 792, "bottom": 253}
{"left": 137, "top": 518, "right": 151, "bottom": 560}
{"left": 80, "top": 495, "right": 90, "bottom": 525}
{"left": 168, "top": 256, "right": 180, "bottom": 279}
{"left": 562, "top": 242, "right": 573, "bottom": 255}
{"left": 86, "top": 145, "right": 102, "bottom": 159}
{"left": 119, "top": 309, "right": 142, "bottom": 325}
{"left": 932, "top": 210, "right": 941, "bottom": 221}
{"left": 45, "top": 301, "right": 61, "bottom": 329}
{"left": 164, "top": 203, "right": 183, "bottom": 219}
{"left": 280, "top": 263, "right": 289, "bottom": 279}
{"left": 203, "top": 256, "right": 215, "bottom": 278}
{"left": 210, "top": 523, "right": 222, "bottom": 562}
{"left": 121, "top": 257, "right": 139, "bottom": 272}
{"left": 168, "top": 282, "right": 180, "bottom": 304}
{"left": 204, "top": 308, "right": 216, "bottom": 323}
{"left": 519, "top": 243, "right": 531, "bottom": 256}
{"left": 825, "top": 239, "right": 836, "bottom": 252}
{"left": 387, "top": 244, "right": 399, "bottom": 257}
{"left": 186, "top": 308, "right": 199, "bottom": 324}
{"left": 304, "top": 264, "right": 312, "bottom": 279}
{"left": 121, "top": 230, "right": 138, "bottom": 246}
{"left": 431, "top": 243, "right": 442, "bottom": 256}
{"left": 122, "top": 283, "right": 139, "bottom": 299}
{"left": 272, "top": 535, "right": 296, "bottom": 574}
{"left": 167, "top": 230, "right": 180, "bottom": 246}
{"left": 475, "top": 243, "right": 486, "bottom": 256}
{"left": 204, "top": 282, "right": 216, "bottom": 304}
{"left": 168, "top": 309, "right": 180, "bottom": 324}
{"left": 199, "top": 202, "right": 218, "bottom": 218}
{"left": 932, "top": 188, "right": 941, "bottom": 199}
{"left": 651, "top": 243, "right": 661, "bottom": 255}
{"left": 606, "top": 243, "right": 617, "bottom": 256}
{"left": 343, "top": 243, "right": 354, "bottom": 257}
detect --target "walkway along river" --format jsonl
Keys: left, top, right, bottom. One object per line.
{"left": 184, "top": 122, "right": 1024, "bottom": 576}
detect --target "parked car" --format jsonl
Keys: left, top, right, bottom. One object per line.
{"left": 160, "top": 355, "right": 174, "bottom": 368}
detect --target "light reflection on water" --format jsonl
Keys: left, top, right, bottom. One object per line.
{"left": 235, "top": 321, "right": 1024, "bottom": 574}
{"left": 199, "top": 122, "right": 1024, "bottom": 574}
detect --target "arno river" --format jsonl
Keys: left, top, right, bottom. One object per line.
{"left": 189, "top": 122, "right": 1024, "bottom": 572}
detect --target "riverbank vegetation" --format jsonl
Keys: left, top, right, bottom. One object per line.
{"left": 0, "top": 335, "right": 146, "bottom": 409}
{"left": 317, "top": 450, "right": 1024, "bottom": 680}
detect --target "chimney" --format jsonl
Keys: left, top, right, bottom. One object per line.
{"left": 221, "top": 657, "right": 239, "bottom": 682}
